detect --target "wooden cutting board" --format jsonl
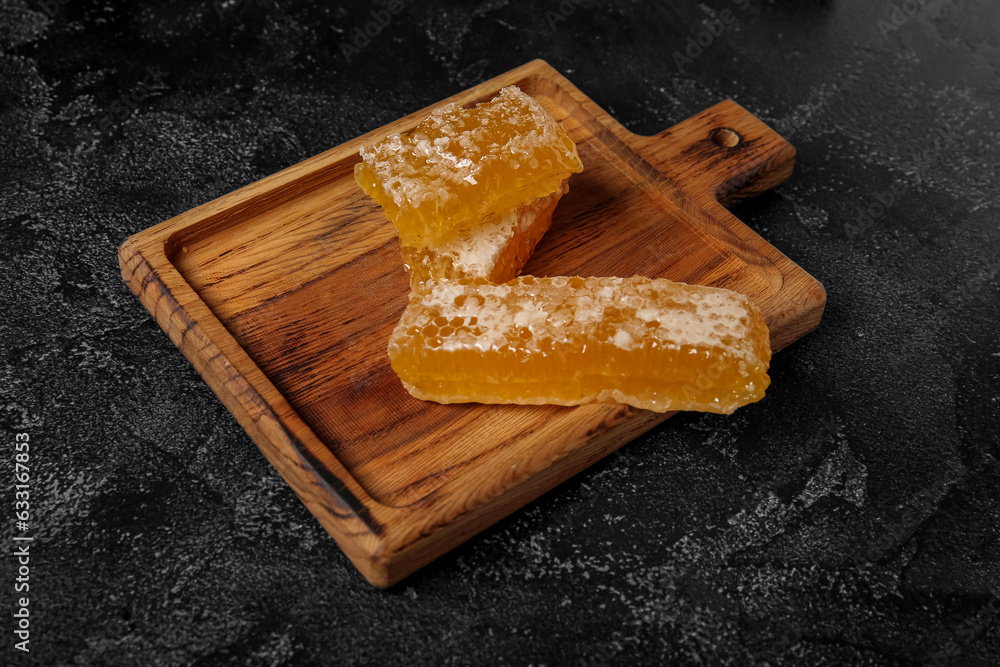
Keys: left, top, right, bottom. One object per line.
{"left": 119, "top": 60, "right": 825, "bottom": 587}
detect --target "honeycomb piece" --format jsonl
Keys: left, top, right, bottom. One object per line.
{"left": 387, "top": 276, "right": 772, "bottom": 414}
{"left": 355, "top": 86, "right": 583, "bottom": 248}
{"left": 399, "top": 180, "right": 568, "bottom": 289}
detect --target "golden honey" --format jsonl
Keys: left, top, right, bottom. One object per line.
{"left": 399, "top": 181, "right": 568, "bottom": 287}
{"left": 388, "top": 276, "right": 771, "bottom": 414}
{"left": 355, "top": 86, "right": 582, "bottom": 283}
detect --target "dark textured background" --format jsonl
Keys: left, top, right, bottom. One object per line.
{"left": 2, "top": 0, "right": 999, "bottom": 664}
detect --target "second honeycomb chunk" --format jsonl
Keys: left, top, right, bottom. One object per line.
{"left": 388, "top": 276, "right": 772, "bottom": 414}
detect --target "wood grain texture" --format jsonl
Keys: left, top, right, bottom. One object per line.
{"left": 118, "top": 60, "right": 825, "bottom": 587}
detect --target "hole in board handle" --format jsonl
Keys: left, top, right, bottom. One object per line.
{"left": 709, "top": 127, "right": 741, "bottom": 149}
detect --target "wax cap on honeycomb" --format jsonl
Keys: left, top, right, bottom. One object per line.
{"left": 388, "top": 276, "right": 772, "bottom": 414}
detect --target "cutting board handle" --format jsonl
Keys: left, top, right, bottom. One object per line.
{"left": 630, "top": 100, "right": 795, "bottom": 207}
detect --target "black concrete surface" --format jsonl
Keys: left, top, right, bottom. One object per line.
{"left": 2, "top": 0, "right": 999, "bottom": 664}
